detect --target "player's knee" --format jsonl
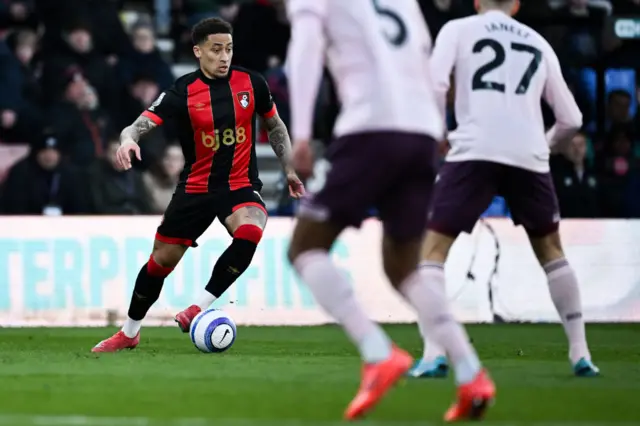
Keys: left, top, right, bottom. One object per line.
{"left": 145, "top": 254, "right": 174, "bottom": 279}
{"left": 421, "top": 231, "right": 454, "bottom": 263}
{"left": 382, "top": 236, "right": 421, "bottom": 287}
{"left": 232, "top": 225, "right": 262, "bottom": 269}
{"left": 233, "top": 224, "right": 263, "bottom": 245}
{"left": 151, "top": 241, "right": 186, "bottom": 270}
{"left": 529, "top": 231, "right": 564, "bottom": 266}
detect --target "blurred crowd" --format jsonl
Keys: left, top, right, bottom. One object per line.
{"left": 0, "top": 0, "right": 639, "bottom": 218}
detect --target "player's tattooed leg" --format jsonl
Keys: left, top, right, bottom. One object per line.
{"left": 225, "top": 205, "right": 268, "bottom": 232}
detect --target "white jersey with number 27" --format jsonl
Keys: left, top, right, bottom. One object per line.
{"left": 430, "top": 10, "right": 582, "bottom": 173}
{"left": 286, "top": 0, "right": 444, "bottom": 141}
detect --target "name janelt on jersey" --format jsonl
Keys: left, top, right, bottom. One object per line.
{"left": 485, "top": 22, "right": 530, "bottom": 39}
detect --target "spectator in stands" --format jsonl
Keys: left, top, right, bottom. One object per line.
{"left": 0, "top": 0, "right": 38, "bottom": 32}
{"left": 552, "top": 131, "right": 601, "bottom": 217}
{"left": 50, "top": 67, "right": 113, "bottom": 166}
{"left": 35, "top": 0, "right": 131, "bottom": 58}
{"left": 231, "top": 0, "right": 289, "bottom": 73}
{"left": 88, "top": 137, "right": 153, "bottom": 215}
{"left": 41, "top": 19, "right": 120, "bottom": 115}
{"left": 607, "top": 89, "right": 633, "bottom": 128}
{"left": 593, "top": 90, "right": 636, "bottom": 157}
{"left": 264, "top": 62, "right": 290, "bottom": 132}
{"left": 0, "top": 39, "right": 22, "bottom": 142}
{"left": 599, "top": 126, "right": 640, "bottom": 217}
{"left": 117, "top": 73, "right": 168, "bottom": 168}
{"left": 143, "top": 144, "right": 184, "bottom": 213}
{"left": 183, "top": 0, "right": 226, "bottom": 26}
{"left": 117, "top": 20, "right": 174, "bottom": 92}
{"left": 0, "top": 132, "right": 87, "bottom": 215}
{"left": 0, "top": 30, "right": 43, "bottom": 144}
{"left": 549, "top": 0, "right": 610, "bottom": 65}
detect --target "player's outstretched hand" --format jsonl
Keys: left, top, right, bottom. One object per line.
{"left": 286, "top": 172, "right": 305, "bottom": 199}
{"left": 115, "top": 140, "right": 142, "bottom": 171}
{"left": 292, "top": 139, "right": 314, "bottom": 180}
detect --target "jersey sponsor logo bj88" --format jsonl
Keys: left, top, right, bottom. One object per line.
{"left": 199, "top": 127, "right": 248, "bottom": 152}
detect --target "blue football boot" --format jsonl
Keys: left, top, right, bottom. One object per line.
{"left": 407, "top": 355, "right": 449, "bottom": 378}
{"left": 573, "top": 357, "right": 600, "bottom": 377}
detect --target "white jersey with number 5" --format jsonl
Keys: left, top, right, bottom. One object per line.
{"left": 430, "top": 10, "right": 582, "bottom": 173}
{"left": 286, "top": 0, "right": 444, "bottom": 141}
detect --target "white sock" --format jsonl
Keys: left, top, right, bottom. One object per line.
{"left": 294, "top": 249, "right": 392, "bottom": 364}
{"left": 197, "top": 291, "right": 217, "bottom": 311}
{"left": 418, "top": 321, "right": 447, "bottom": 362}
{"left": 399, "top": 264, "right": 481, "bottom": 384}
{"left": 417, "top": 262, "right": 447, "bottom": 361}
{"left": 121, "top": 317, "right": 142, "bottom": 338}
{"left": 544, "top": 258, "right": 590, "bottom": 364}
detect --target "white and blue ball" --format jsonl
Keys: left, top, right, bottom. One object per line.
{"left": 189, "top": 309, "right": 237, "bottom": 353}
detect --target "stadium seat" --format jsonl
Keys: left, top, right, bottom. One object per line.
{"left": 481, "top": 196, "right": 511, "bottom": 218}
{"left": 605, "top": 69, "right": 637, "bottom": 117}
{"left": 580, "top": 68, "right": 637, "bottom": 117}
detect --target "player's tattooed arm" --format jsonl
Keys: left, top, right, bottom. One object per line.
{"left": 120, "top": 115, "right": 158, "bottom": 144}
{"left": 262, "top": 114, "right": 294, "bottom": 173}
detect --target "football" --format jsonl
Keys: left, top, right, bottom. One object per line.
{"left": 189, "top": 309, "right": 237, "bottom": 353}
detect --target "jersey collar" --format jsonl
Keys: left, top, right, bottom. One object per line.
{"left": 197, "top": 68, "right": 232, "bottom": 84}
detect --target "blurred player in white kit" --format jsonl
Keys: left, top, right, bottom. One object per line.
{"left": 409, "top": 0, "right": 600, "bottom": 379}
{"left": 286, "top": 0, "right": 495, "bottom": 422}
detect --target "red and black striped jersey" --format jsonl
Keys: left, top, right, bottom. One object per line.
{"left": 142, "top": 66, "right": 277, "bottom": 194}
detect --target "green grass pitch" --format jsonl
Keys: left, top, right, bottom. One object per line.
{"left": 0, "top": 324, "right": 638, "bottom": 425}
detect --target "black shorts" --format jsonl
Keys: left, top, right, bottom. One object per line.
{"left": 156, "top": 186, "right": 267, "bottom": 247}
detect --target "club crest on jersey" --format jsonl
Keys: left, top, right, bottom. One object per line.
{"left": 237, "top": 92, "right": 251, "bottom": 109}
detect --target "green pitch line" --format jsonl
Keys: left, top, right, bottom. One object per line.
{"left": 0, "top": 324, "right": 638, "bottom": 425}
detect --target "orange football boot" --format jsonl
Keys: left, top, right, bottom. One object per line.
{"left": 92, "top": 331, "right": 140, "bottom": 353}
{"left": 175, "top": 305, "right": 202, "bottom": 332}
{"left": 444, "top": 369, "right": 495, "bottom": 422}
{"left": 344, "top": 346, "right": 412, "bottom": 420}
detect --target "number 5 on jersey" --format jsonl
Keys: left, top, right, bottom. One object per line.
{"left": 371, "top": 0, "right": 408, "bottom": 47}
{"left": 472, "top": 38, "right": 542, "bottom": 94}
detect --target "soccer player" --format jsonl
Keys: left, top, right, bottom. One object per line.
{"left": 286, "top": 0, "right": 495, "bottom": 421}
{"left": 408, "top": 0, "right": 600, "bottom": 379}
{"left": 92, "top": 18, "right": 304, "bottom": 352}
